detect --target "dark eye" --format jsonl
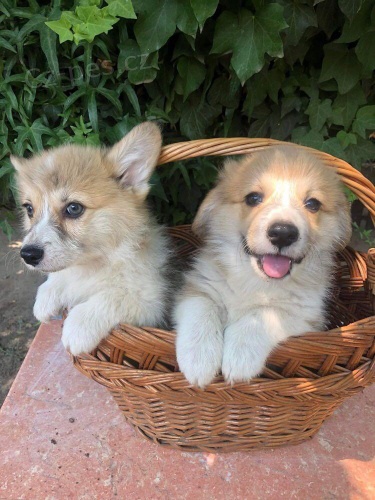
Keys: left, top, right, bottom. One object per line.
{"left": 22, "top": 203, "right": 34, "bottom": 218}
{"left": 245, "top": 192, "right": 263, "bottom": 207}
{"left": 304, "top": 198, "right": 321, "bottom": 213}
{"left": 64, "top": 202, "right": 85, "bottom": 218}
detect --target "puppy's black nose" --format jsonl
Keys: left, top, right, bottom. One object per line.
{"left": 267, "top": 223, "right": 299, "bottom": 249}
{"left": 20, "top": 245, "right": 44, "bottom": 266}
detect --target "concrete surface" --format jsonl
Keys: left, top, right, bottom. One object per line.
{"left": 0, "top": 321, "right": 374, "bottom": 499}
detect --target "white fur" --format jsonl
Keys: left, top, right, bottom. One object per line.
{"left": 175, "top": 148, "right": 351, "bottom": 387}
{"left": 14, "top": 122, "right": 174, "bottom": 355}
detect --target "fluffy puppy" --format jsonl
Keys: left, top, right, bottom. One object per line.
{"left": 175, "top": 146, "right": 352, "bottom": 387}
{"left": 12, "top": 122, "right": 174, "bottom": 355}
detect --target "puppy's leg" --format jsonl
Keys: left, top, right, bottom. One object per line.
{"left": 61, "top": 291, "right": 124, "bottom": 355}
{"left": 222, "top": 310, "right": 311, "bottom": 384}
{"left": 175, "top": 296, "right": 224, "bottom": 388}
{"left": 33, "top": 274, "right": 65, "bottom": 323}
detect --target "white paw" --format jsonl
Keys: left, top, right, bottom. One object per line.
{"left": 222, "top": 345, "right": 267, "bottom": 384}
{"left": 222, "top": 323, "right": 272, "bottom": 384}
{"left": 177, "top": 344, "right": 222, "bottom": 388}
{"left": 62, "top": 306, "right": 108, "bottom": 356}
{"left": 33, "top": 283, "right": 61, "bottom": 323}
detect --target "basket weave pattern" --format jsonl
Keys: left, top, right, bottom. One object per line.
{"left": 72, "top": 139, "right": 375, "bottom": 452}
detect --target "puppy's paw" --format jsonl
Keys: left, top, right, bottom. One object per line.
{"left": 177, "top": 345, "right": 222, "bottom": 388}
{"left": 33, "top": 283, "right": 61, "bottom": 323}
{"left": 222, "top": 327, "right": 271, "bottom": 384}
{"left": 62, "top": 305, "right": 107, "bottom": 356}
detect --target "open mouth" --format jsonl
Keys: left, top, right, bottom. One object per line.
{"left": 242, "top": 237, "right": 302, "bottom": 279}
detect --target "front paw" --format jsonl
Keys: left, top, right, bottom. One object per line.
{"left": 222, "top": 335, "right": 269, "bottom": 384}
{"left": 33, "top": 283, "right": 61, "bottom": 323}
{"left": 177, "top": 347, "right": 222, "bottom": 388}
{"left": 62, "top": 306, "right": 108, "bottom": 356}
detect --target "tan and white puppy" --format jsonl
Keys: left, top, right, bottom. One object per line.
{"left": 175, "top": 146, "right": 352, "bottom": 387}
{"left": 13, "top": 122, "right": 174, "bottom": 355}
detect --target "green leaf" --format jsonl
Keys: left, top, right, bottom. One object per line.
{"left": 190, "top": 0, "right": 218, "bottom": 30}
{"left": 322, "top": 137, "right": 347, "bottom": 160}
{"left": 337, "top": 130, "right": 358, "bottom": 148}
{"left": 39, "top": 24, "right": 59, "bottom": 78}
{"left": 121, "top": 80, "right": 141, "bottom": 116}
{"left": 180, "top": 96, "right": 221, "bottom": 139}
{"left": 0, "top": 36, "right": 16, "bottom": 53}
{"left": 176, "top": 1, "right": 198, "bottom": 38}
{"left": 284, "top": 1, "right": 317, "bottom": 46}
{"left": 105, "top": 0, "right": 136, "bottom": 19}
{"left": 46, "top": 17, "right": 74, "bottom": 43}
{"left": 338, "top": 0, "right": 364, "bottom": 20}
{"left": 352, "top": 106, "right": 375, "bottom": 138}
{"left": 211, "top": 5, "right": 288, "bottom": 84}
{"left": 331, "top": 84, "right": 366, "bottom": 130}
{"left": 337, "top": 0, "right": 373, "bottom": 42}
{"left": 319, "top": 44, "right": 361, "bottom": 94}
{"left": 0, "top": 219, "right": 13, "bottom": 241}
{"left": 306, "top": 98, "right": 332, "bottom": 131}
{"left": 134, "top": 0, "right": 178, "bottom": 53}
{"left": 177, "top": 57, "right": 205, "bottom": 101}
{"left": 73, "top": 6, "right": 118, "bottom": 44}
{"left": 293, "top": 129, "right": 325, "bottom": 150}
{"left": 356, "top": 31, "right": 375, "bottom": 73}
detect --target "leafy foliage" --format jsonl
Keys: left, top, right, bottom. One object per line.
{"left": 0, "top": 0, "right": 375, "bottom": 238}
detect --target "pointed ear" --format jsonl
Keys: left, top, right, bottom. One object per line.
{"left": 106, "top": 122, "right": 162, "bottom": 197}
{"left": 10, "top": 155, "right": 27, "bottom": 172}
{"left": 192, "top": 189, "right": 219, "bottom": 239}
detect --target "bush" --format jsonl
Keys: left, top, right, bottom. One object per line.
{"left": 0, "top": 0, "right": 374, "bottom": 238}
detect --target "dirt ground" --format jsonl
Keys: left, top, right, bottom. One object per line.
{"left": 0, "top": 220, "right": 44, "bottom": 405}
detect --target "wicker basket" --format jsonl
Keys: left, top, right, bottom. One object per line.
{"left": 71, "top": 138, "right": 375, "bottom": 452}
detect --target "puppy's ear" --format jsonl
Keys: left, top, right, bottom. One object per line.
{"left": 192, "top": 189, "right": 218, "bottom": 239}
{"left": 106, "top": 122, "right": 162, "bottom": 197}
{"left": 10, "top": 155, "right": 27, "bottom": 172}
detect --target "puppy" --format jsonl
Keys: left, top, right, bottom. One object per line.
{"left": 175, "top": 146, "right": 352, "bottom": 387}
{"left": 12, "top": 122, "right": 174, "bottom": 355}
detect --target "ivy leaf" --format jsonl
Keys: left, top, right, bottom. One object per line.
{"left": 180, "top": 96, "right": 221, "bottom": 139}
{"left": 322, "top": 137, "right": 347, "bottom": 160}
{"left": 177, "top": 57, "right": 206, "bottom": 101}
{"left": 356, "top": 31, "right": 375, "bottom": 73}
{"left": 105, "top": 0, "right": 136, "bottom": 19}
{"left": 352, "top": 106, "right": 375, "bottom": 138}
{"left": 211, "top": 5, "right": 288, "bottom": 84}
{"left": 331, "top": 84, "right": 366, "bottom": 130}
{"left": 73, "top": 6, "right": 118, "bottom": 43}
{"left": 337, "top": 130, "right": 358, "bottom": 148}
{"left": 319, "top": 44, "right": 361, "bottom": 94}
{"left": 176, "top": 1, "right": 198, "bottom": 38}
{"left": 293, "top": 129, "right": 325, "bottom": 150}
{"left": 338, "top": 0, "right": 364, "bottom": 20}
{"left": 45, "top": 17, "right": 73, "bottom": 43}
{"left": 306, "top": 98, "right": 332, "bottom": 131}
{"left": 134, "top": 0, "right": 178, "bottom": 53}
{"left": 337, "top": 0, "right": 373, "bottom": 42}
{"left": 284, "top": 1, "right": 317, "bottom": 46}
{"left": 190, "top": 0, "right": 218, "bottom": 30}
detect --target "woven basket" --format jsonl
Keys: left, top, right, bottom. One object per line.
{"left": 71, "top": 138, "right": 375, "bottom": 452}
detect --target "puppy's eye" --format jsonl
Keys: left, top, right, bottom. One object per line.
{"left": 304, "top": 198, "right": 321, "bottom": 213}
{"left": 22, "top": 203, "right": 34, "bottom": 218}
{"left": 64, "top": 202, "right": 85, "bottom": 218}
{"left": 245, "top": 192, "right": 263, "bottom": 207}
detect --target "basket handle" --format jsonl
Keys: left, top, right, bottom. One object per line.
{"left": 158, "top": 138, "right": 375, "bottom": 223}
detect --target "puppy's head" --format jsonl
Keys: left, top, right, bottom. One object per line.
{"left": 193, "top": 146, "right": 352, "bottom": 280}
{"left": 12, "top": 122, "right": 162, "bottom": 272}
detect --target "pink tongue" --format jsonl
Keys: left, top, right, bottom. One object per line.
{"left": 262, "top": 255, "right": 291, "bottom": 279}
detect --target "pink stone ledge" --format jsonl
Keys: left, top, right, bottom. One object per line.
{"left": 1, "top": 321, "right": 374, "bottom": 500}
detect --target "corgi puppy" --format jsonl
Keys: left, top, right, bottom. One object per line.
{"left": 13, "top": 122, "right": 174, "bottom": 355}
{"left": 174, "top": 146, "right": 352, "bottom": 387}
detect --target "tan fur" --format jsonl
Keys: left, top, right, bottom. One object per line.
{"left": 13, "top": 122, "right": 175, "bottom": 355}
{"left": 175, "top": 146, "right": 352, "bottom": 387}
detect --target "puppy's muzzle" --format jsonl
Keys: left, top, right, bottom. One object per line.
{"left": 20, "top": 245, "right": 44, "bottom": 266}
{"left": 267, "top": 223, "right": 299, "bottom": 249}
